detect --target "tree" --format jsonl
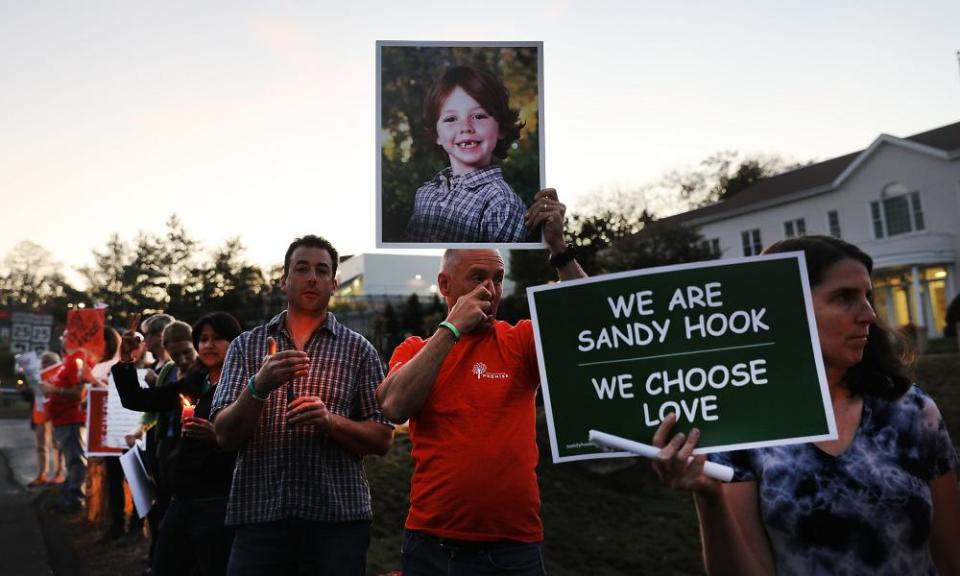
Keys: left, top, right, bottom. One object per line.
{"left": 78, "top": 216, "right": 272, "bottom": 326}
{"left": 0, "top": 241, "right": 61, "bottom": 309}
{"left": 79, "top": 216, "right": 197, "bottom": 322}
{"left": 80, "top": 234, "right": 134, "bottom": 318}
{"left": 375, "top": 301, "right": 404, "bottom": 356}
{"left": 506, "top": 187, "right": 718, "bottom": 317}
{"left": 175, "top": 237, "right": 266, "bottom": 324}
{"left": 597, "top": 218, "right": 718, "bottom": 273}
{"left": 0, "top": 241, "right": 87, "bottom": 316}
{"left": 658, "top": 151, "right": 802, "bottom": 208}
{"left": 401, "top": 293, "right": 425, "bottom": 337}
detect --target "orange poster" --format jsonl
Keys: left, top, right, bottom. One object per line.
{"left": 64, "top": 308, "right": 105, "bottom": 362}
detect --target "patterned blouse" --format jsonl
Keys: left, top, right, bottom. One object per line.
{"left": 405, "top": 165, "right": 528, "bottom": 243}
{"left": 709, "top": 385, "right": 958, "bottom": 576}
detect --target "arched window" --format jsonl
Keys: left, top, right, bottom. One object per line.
{"left": 869, "top": 183, "right": 924, "bottom": 238}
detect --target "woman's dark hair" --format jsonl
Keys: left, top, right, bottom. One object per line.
{"left": 192, "top": 312, "right": 242, "bottom": 351}
{"left": 422, "top": 65, "right": 524, "bottom": 160}
{"left": 190, "top": 312, "right": 242, "bottom": 375}
{"left": 763, "top": 235, "right": 912, "bottom": 400}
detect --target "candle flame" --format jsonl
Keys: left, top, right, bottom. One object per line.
{"left": 179, "top": 394, "right": 194, "bottom": 409}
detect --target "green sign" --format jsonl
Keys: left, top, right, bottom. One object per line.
{"left": 528, "top": 253, "right": 836, "bottom": 463}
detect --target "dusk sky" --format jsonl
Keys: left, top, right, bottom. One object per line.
{"left": 2, "top": 1, "right": 958, "bottom": 286}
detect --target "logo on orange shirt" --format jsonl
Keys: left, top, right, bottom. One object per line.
{"left": 471, "top": 362, "right": 509, "bottom": 380}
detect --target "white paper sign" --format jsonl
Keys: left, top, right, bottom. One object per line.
{"left": 104, "top": 370, "right": 149, "bottom": 449}
{"left": 120, "top": 440, "right": 155, "bottom": 518}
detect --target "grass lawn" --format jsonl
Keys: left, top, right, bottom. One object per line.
{"left": 365, "top": 351, "right": 960, "bottom": 575}
{"left": 29, "top": 352, "right": 958, "bottom": 575}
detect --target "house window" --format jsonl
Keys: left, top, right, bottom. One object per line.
{"left": 701, "top": 238, "right": 720, "bottom": 256}
{"left": 783, "top": 218, "right": 806, "bottom": 238}
{"left": 870, "top": 185, "right": 925, "bottom": 238}
{"left": 741, "top": 229, "right": 762, "bottom": 256}
{"left": 827, "top": 210, "right": 841, "bottom": 238}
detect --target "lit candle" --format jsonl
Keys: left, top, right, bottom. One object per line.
{"left": 75, "top": 358, "right": 84, "bottom": 383}
{"left": 268, "top": 339, "right": 277, "bottom": 356}
{"left": 180, "top": 394, "right": 195, "bottom": 422}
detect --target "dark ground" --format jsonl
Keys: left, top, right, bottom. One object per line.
{"left": 367, "top": 351, "right": 960, "bottom": 575}
{"left": 14, "top": 351, "right": 960, "bottom": 575}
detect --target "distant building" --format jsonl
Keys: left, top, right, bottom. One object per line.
{"left": 662, "top": 121, "right": 960, "bottom": 338}
{"left": 334, "top": 252, "right": 516, "bottom": 303}
{"left": 335, "top": 253, "right": 442, "bottom": 303}
{"left": 331, "top": 252, "right": 516, "bottom": 339}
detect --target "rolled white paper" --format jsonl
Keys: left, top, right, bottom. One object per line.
{"left": 588, "top": 429, "right": 735, "bottom": 482}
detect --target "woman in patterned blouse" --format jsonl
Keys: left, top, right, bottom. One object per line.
{"left": 652, "top": 235, "right": 960, "bottom": 576}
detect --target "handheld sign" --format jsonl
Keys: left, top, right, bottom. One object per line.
{"left": 528, "top": 253, "right": 836, "bottom": 463}
{"left": 120, "top": 440, "right": 155, "bottom": 518}
{"left": 65, "top": 308, "right": 105, "bottom": 361}
{"left": 87, "top": 371, "right": 149, "bottom": 456}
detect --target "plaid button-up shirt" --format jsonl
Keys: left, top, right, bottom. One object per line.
{"left": 210, "top": 311, "right": 390, "bottom": 525}
{"left": 406, "top": 165, "right": 528, "bottom": 243}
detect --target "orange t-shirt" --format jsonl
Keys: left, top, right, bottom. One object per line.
{"left": 45, "top": 351, "right": 86, "bottom": 427}
{"left": 388, "top": 320, "right": 543, "bottom": 542}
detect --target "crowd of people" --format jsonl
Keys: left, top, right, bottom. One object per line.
{"left": 16, "top": 188, "right": 960, "bottom": 576}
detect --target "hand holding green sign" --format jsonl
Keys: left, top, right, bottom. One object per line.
{"left": 528, "top": 253, "right": 837, "bottom": 463}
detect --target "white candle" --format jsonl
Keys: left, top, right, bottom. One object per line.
{"left": 588, "top": 429, "right": 735, "bottom": 482}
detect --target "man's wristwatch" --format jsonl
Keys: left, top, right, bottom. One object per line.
{"left": 549, "top": 243, "right": 577, "bottom": 269}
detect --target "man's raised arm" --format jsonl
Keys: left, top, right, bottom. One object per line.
{"left": 376, "top": 285, "right": 491, "bottom": 423}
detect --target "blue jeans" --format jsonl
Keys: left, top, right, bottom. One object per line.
{"left": 401, "top": 530, "right": 545, "bottom": 576}
{"left": 53, "top": 423, "right": 86, "bottom": 507}
{"left": 226, "top": 518, "right": 370, "bottom": 576}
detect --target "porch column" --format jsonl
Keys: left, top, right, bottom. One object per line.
{"left": 884, "top": 285, "right": 897, "bottom": 326}
{"left": 910, "top": 266, "right": 924, "bottom": 326}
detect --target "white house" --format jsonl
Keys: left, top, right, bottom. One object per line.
{"left": 663, "top": 121, "right": 960, "bottom": 338}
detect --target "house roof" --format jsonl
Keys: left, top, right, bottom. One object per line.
{"left": 662, "top": 120, "right": 960, "bottom": 226}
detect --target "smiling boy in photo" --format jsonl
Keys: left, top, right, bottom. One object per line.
{"left": 406, "top": 65, "right": 530, "bottom": 243}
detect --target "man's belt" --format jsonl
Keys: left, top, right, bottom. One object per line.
{"left": 412, "top": 530, "right": 529, "bottom": 553}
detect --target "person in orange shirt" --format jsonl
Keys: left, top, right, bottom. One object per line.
{"left": 41, "top": 339, "right": 97, "bottom": 513}
{"left": 377, "top": 188, "right": 585, "bottom": 575}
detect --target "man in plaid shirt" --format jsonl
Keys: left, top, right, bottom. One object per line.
{"left": 212, "top": 234, "right": 393, "bottom": 576}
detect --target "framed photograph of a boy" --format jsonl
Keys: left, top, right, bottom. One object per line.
{"left": 377, "top": 41, "right": 545, "bottom": 248}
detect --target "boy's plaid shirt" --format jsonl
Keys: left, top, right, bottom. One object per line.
{"left": 210, "top": 311, "right": 391, "bottom": 525}
{"left": 406, "top": 165, "right": 528, "bottom": 243}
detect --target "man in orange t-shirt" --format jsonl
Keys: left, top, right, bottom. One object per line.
{"left": 42, "top": 348, "right": 94, "bottom": 512}
{"left": 377, "top": 188, "right": 585, "bottom": 575}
